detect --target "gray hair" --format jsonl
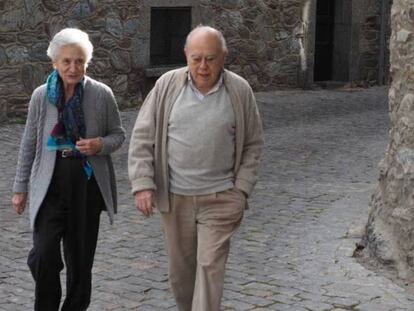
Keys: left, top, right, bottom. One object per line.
{"left": 185, "top": 25, "right": 228, "bottom": 54}
{"left": 47, "top": 28, "right": 93, "bottom": 64}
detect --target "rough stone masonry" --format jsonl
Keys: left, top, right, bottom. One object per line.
{"left": 0, "top": 0, "right": 390, "bottom": 122}
{"left": 364, "top": 0, "right": 414, "bottom": 282}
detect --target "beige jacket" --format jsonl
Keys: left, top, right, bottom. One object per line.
{"left": 128, "top": 67, "right": 263, "bottom": 212}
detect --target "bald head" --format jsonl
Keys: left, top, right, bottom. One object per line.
{"left": 184, "top": 26, "right": 227, "bottom": 94}
{"left": 185, "top": 26, "right": 228, "bottom": 55}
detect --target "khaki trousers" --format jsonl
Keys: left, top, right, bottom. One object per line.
{"left": 161, "top": 189, "right": 245, "bottom": 311}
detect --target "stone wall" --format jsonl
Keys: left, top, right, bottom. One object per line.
{"left": 0, "top": 0, "right": 390, "bottom": 122}
{"left": 364, "top": 0, "right": 414, "bottom": 279}
{"left": 201, "top": 0, "right": 307, "bottom": 91}
{"left": 0, "top": 0, "right": 147, "bottom": 121}
{"left": 357, "top": 0, "right": 392, "bottom": 84}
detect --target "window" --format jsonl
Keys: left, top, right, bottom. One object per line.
{"left": 150, "top": 7, "right": 191, "bottom": 66}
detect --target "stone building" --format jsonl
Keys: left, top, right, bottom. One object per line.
{"left": 363, "top": 0, "right": 414, "bottom": 281}
{"left": 0, "top": 0, "right": 392, "bottom": 121}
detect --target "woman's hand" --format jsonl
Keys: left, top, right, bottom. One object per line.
{"left": 76, "top": 137, "right": 103, "bottom": 156}
{"left": 12, "top": 193, "right": 28, "bottom": 215}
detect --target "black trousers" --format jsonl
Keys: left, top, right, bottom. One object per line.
{"left": 28, "top": 156, "right": 104, "bottom": 311}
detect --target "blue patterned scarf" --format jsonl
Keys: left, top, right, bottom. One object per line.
{"left": 46, "top": 70, "right": 93, "bottom": 179}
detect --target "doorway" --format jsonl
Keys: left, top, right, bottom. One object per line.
{"left": 313, "top": 0, "right": 335, "bottom": 81}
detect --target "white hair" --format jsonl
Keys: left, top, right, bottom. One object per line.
{"left": 185, "top": 25, "right": 228, "bottom": 54}
{"left": 47, "top": 28, "right": 93, "bottom": 64}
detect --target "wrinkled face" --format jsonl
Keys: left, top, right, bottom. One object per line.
{"left": 185, "top": 31, "right": 226, "bottom": 94}
{"left": 53, "top": 45, "right": 87, "bottom": 89}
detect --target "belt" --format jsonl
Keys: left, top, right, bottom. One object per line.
{"left": 57, "top": 149, "right": 74, "bottom": 158}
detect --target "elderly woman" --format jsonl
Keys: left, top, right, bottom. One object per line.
{"left": 11, "top": 28, "right": 125, "bottom": 310}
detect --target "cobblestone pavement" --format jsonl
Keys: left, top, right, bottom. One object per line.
{"left": 2, "top": 86, "right": 414, "bottom": 310}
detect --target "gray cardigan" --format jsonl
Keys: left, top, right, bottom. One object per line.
{"left": 13, "top": 76, "right": 125, "bottom": 228}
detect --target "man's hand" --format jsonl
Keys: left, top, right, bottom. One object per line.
{"left": 76, "top": 137, "right": 103, "bottom": 156}
{"left": 12, "top": 193, "right": 28, "bottom": 215}
{"left": 134, "top": 190, "right": 155, "bottom": 217}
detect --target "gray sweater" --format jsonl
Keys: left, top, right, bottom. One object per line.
{"left": 168, "top": 82, "right": 235, "bottom": 195}
{"left": 13, "top": 76, "right": 125, "bottom": 228}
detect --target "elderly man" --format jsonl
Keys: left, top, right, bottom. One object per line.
{"left": 128, "top": 25, "right": 263, "bottom": 310}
